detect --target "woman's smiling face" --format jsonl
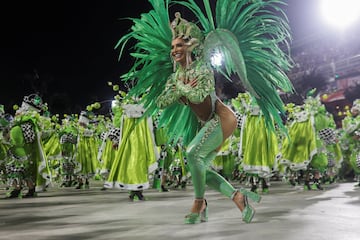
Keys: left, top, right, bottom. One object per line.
{"left": 171, "top": 38, "right": 188, "bottom": 67}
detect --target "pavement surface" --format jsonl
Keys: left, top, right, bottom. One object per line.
{"left": 0, "top": 180, "right": 359, "bottom": 240}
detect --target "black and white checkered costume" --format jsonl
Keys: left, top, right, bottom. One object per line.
{"left": 20, "top": 122, "right": 36, "bottom": 144}
{"left": 318, "top": 128, "right": 336, "bottom": 145}
{"left": 60, "top": 133, "right": 77, "bottom": 144}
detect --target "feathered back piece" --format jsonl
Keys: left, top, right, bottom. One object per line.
{"left": 174, "top": 0, "right": 294, "bottom": 131}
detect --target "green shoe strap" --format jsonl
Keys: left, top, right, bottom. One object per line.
{"left": 239, "top": 188, "right": 261, "bottom": 203}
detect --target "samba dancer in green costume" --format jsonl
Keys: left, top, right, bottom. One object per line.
{"left": 307, "top": 96, "right": 340, "bottom": 190}
{"left": 279, "top": 103, "right": 317, "bottom": 179}
{"left": 104, "top": 100, "right": 158, "bottom": 201}
{"left": 97, "top": 85, "right": 124, "bottom": 181}
{"left": 74, "top": 111, "right": 100, "bottom": 189}
{"left": 7, "top": 94, "right": 51, "bottom": 198}
{"left": 59, "top": 115, "right": 78, "bottom": 187}
{"left": 98, "top": 98, "right": 122, "bottom": 180}
{"left": 41, "top": 114, "right": 62, "bottom": 185}
{"left": 116, "top": 0, "right": 293, "bottom": 224}
{"left": 235, "top": 92, "right": 280, "bottom": 193}
{"left": 341, "top": 99, "right": 360, "bottom": 186}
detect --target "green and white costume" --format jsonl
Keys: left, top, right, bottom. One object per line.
{"left": 75, "top": 112, "right": 100, "bottom": 181}
{"left": 341, "top": 100, "right": 360, "bottom": 181}
{"left": 115, "top": 0, "right": 293, "bottom": 222}
{"left": 280, "top": 105, "right": 317, "bottom": 171}
{"left": 8, "top": 97, "right": 51, "bottom": 194}
{"left": 98, "top": 102, "right": 122, "bottom": 178}
{"left": 59, "top": 116, "right": 78, "bottom": 186}
{"left": 236, "top": 94, "right": 280, "bottom": 178}
{"left": 104, "top": 104, "right": 158, "bottom": 190}
{"left": 41, "top": 115, "right": 62, "bottom": 183}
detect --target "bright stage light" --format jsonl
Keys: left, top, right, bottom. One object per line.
{"left": 211, "top": 51, "right": 223, "bottom": 67}
{"left": 111, "top": 100, "right": 118, "bottom": 108}
{"left": 320, "top": 0, "right": 360, "bottom": 29}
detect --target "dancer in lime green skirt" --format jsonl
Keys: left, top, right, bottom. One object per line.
{"left": 236, "top": 93, "right": 280, "bottom": 193}
{"left": 341, "top": 99, "right": 360, "bottom": 186}
{"left": 104, "top": 102, "right": 158, "bottom": 201}
{"left": 7, "top": 94, "right": 51, "bottom": 198}
{"left": 74, "top": 111, "right": 100, "bottom": 189}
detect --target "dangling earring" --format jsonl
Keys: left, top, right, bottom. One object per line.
{"left": 186, "top": 51, "right": 191, "bottom": 69}
{"left": 171, "top": 53, "right": 176, "bottom": 72}
{"left": 173, "top": 59, "right": 177, "bottom": 72}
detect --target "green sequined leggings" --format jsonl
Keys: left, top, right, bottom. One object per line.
{"left": 186, "top": 114, "right": 235, "bottom": 199}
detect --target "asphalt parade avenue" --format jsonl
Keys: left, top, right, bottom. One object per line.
{"left": 0, "top": 180, "right": 359, "bottom": 240}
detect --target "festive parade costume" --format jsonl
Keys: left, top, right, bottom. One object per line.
{"left": 104, "top": 103, "right": 158, "bottom": 200}
{"left": 234, "top": 93, "right": 280, "bottom": 193}
{"left": 74, "top": 111, "right": 100, "bottom": 189}
{"left": 7, "top": 95, "right": 51, "bottom": 198}
{"left": 280, "top": 105, "right": 317, "bottom": 172}
{"left": 98, "top": 128, "right": 118, "bottom": 179}
{"left": 42, "top": 115, "right": 62, "bottom": 184}
{"left": 59, "top": 116, "right": 78, "bottom": 187}
{"left": 115, "top": 0, "right": 293, "bottom": 223}
{"left": 309, "top": 101, "right": 338, "bottom": 189}
{"left": 341, "top": 100, "right": 360, "bottom": 185}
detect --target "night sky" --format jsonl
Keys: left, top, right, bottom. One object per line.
{"left": 0, "top": 0, "right": 321, "bottom": 115}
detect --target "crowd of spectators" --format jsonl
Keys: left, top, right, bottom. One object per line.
{"left": 288, "top": 34, "right": 360, "bottom": 81}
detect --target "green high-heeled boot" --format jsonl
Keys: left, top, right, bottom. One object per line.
{"left": 184, "top": 199, "right": 208, "bottom": 224}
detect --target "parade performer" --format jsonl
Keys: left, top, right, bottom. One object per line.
{"left": 103, "top": 98, "right": 158, "bottom": 201}
{"left": 59, "top": 115, "right": 78, "bottom": 187}
{"left": 74, "top": 110, "right": 100, "bottom": 189}
{"left": 98, "top": 99, "right": 122, "bottom": 181}
{"left": 41, "top": 114, "right": 62, "bottom": 185}
{"left": 279, "top": 101, "right": 317, "bottom": 189}
{"left": 7, "top": 94, "right": 51, "bottom": 198}
{"left": 308, "top": 96, "right": 342, "bottom": 190}
{"left": 320, "top": 107, "right": 343, "bottom": 186}
{"left": 116, "top": 0, "right": 293, "bottom": 223}
{"left": 235, "top": 92, "right": 280, "bottom": 193}
{"left": 341, "top": 99, "right": 360, "bottom": 186}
